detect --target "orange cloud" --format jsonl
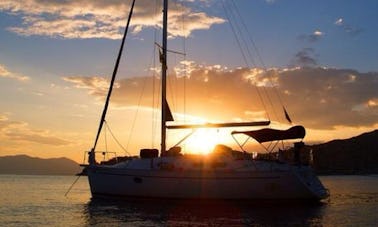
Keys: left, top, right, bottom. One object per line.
{"left": 63, "top": 65, "right": 378, "bottom": 130}
{"left": 0, "top": 114, "right": 70, "bottom": 146}
{"left": 62, "top": 75, "right": 116, "bottom": 97}
{"left": 0, "top": 64, "right": 30, "bottom": 81}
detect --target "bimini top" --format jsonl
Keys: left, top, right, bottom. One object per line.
{"left": 231, "top": 125, "right": 306, "bottom": 143}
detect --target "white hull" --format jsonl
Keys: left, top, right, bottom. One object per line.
{"left": 86, "top": 161, "right": 328, "bottom": 200}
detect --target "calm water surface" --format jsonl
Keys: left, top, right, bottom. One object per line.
{"left": 0, "top": 174, "right": 377, "bottom": 226}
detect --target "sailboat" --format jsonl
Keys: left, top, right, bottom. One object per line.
{"left": 82, "top": 0, "right": 329, "bottom": 200}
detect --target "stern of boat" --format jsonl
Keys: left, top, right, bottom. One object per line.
{"left": 293, "top": 166, "right": 329, "bottom": 200}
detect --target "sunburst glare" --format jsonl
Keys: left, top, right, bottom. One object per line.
{"left": 183, "top": 128, "right": 230, "bottom": 155}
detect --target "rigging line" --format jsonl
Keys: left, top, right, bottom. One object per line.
{"left": 181, "top": 3, "right": 187, "bottom": 125}
{"left": 152, "top": 4, "right": 162, "bottom": 147}
{"left": 174, "top": 55, "right": 178, "bottom": 112}
{"left": 168, "top": 53, "right": 177, "bottom": 114}
{"left": 223, "top": 1, "right": 270, "bottom": 121}
{"left": 104, "top": 121, "right": 131, "bottom": 156}
{"left": 152, "top": 0, "right": 160, "bottom": 148}
{"left": 226, "top": 1, "right": 258, "bottom": 68}
{"left": 165, "top": 1, "right": 179, "bottom": 122}
{"left": 126, "top": 55, "right": 152, "bottom": 152}
{"left": 65, "top": 150, "right": 88, "bottom": 197}
{"left": 155, "top": 74, "right": 161, "bottom": 148}
{"left": 125, "top": 19, "right": 162, "bottom": 151}
{"left": 230, "top": 0, "right": 266, "bottom": 69}
{"left": 104, "top": 122, "right": 108, "bottom": 156}
{"left": 228, "top": 1, "right": 273, "bottom": 117}
{"left": 155, "top": 42, "right": 186, "bottom": 56}
{"left": 173, "top": 53, "right": 184, "bottom": 115}
{"left": 92, "top": 0, "right": 136, "bottom": 151}
{"left": 228, "top": 1, "right": 276, "bottom": 121}
{"left": 64, "top": 174, "right": 81, "bottom": 197}
{"left": 128, "top": 0, "right": 161, "bottom": 150}
{"left": 172, "top": 129, "right": 197, "bottom": 148}
{"left": 222, "top": 2, "right": 249, "bottom": 69}
{"left": 229, "top": 0, "right": 280, "bottom": 123}
{"left": 262, "top": 83, "right": 281, "bottom": 124}
{"left": 174, "top": 0, "right": 189, "bottom": 152}
{"left": 230, "top": 0, "right": 290, "bottom": 123}
{"left": 151, "top": 1, "right": 158, "bottom": 147}
{"left": 252, "top": 78, "right": 271, "bottom": 120}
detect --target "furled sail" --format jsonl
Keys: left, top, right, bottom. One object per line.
{"left": 167, "top": 121, "right": 270, "bottom": 129}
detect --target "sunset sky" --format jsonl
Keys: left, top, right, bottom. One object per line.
{"left": 0, "top": 0, "right": 377, "bottom": 162}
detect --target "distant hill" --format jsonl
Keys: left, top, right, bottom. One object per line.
{"left": 0, "top": 155, "right": 81, "bottom": 175}
{"left": 309, "top": 130, "right": 378, "bottom": 174}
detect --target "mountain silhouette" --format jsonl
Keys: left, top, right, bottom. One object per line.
{"left": 0, "top": 155, "right": 81, "bottom": 175}
{"left": 310, "top": 130, "right": 378, "bottom": 174}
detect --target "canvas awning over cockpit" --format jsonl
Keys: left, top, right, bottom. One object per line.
{"left": 231, "top": 125, "right": 306, "bottom": 143}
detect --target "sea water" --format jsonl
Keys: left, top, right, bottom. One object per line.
{"left": 0, "top": 174, "right": 377, "bottom": 226}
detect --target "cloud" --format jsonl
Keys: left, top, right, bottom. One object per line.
{"left": 0, "top": 114, "right": 70, "bottom": 146}
{"left": 298, "top": 30, "right": 324, "bottom": 43}
{"left": 291, "top": 48, "right": 317, "bottom": 67}
{"left": 62, "top": 75, "right": 116, "bottom": 97}
{"left": 4, "top": 132, "right": 70, "bottom": 146}
{"left": 334, "top": 17, "right": 363, "bottom": 36}
{"left": 313, "top": 30, "right": 323, "bottom": 36}
{"left": 279, "top": 68, "right": 378, "bottom": 128}
{"left": 63, "top": 63, "right": 378, "bottom": 130}
{"left": 334, "top": 18, "right": 343, "bottom": 26}
{"left": 264, "top": 0, "right": 276, "bottom": 4}
{"left": 0, "top": 0, "right": 225, "bottom": 39}
{"left": 0, "top": 64, "right": 30, "bottom": 81}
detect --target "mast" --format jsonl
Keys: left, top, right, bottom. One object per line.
{"left": 161, "top": 0, "right": 168, "bottom": 155}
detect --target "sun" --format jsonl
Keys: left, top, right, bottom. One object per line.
{"left": 184, "top": 129, "right": 220, "bottom": 155}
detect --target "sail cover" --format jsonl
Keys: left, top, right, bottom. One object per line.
{"left": 232, "top": 125, "right": 306, "bottom": 143}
